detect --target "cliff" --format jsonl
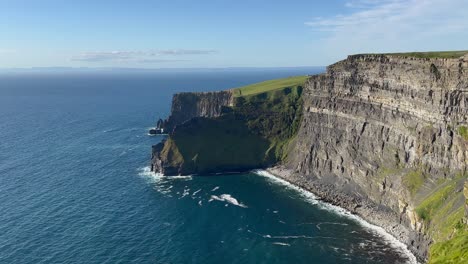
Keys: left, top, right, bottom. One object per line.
{"left": 159, "top": 91, "right": 233, "bottom": 132}
{"left": 151, "top": 76, "right": 307, "bottom": 175}
{"left": 282, "top": 53, "right": 467, "bottom": 262}
{"left": 150, "top": 52, "right": 468, "bottom": 263}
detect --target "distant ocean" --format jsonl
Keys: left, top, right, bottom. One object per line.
{"left": 0, "top": 68, "right": 416, "bottom": 263}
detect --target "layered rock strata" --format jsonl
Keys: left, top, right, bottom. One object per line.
{"left": 150, "top": 53, "right": 468, "bottom": 262}
{"left": 285, "top": 54, "right": 467, "bottom": 261}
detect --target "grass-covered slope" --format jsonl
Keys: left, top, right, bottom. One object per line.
{"left": 157, "top": 76, "right": 307, "bottom": 175}
{"left": 233, "top": 84, "right": 304, "bottom": 161}
{"left": 232, "top": 76, "right": 308, "bottom": 97}
{"left": 417, "top": 173, "right": 468, "bottom": 264}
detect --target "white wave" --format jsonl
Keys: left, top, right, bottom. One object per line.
{"left": 297, "top": 222, "right": 349, "bottom": 230}
{"left": 266, "top": 235, "right": 315, "bottom": 239}
{"left": 272, "top": 242, "right": 291, "bottom": 246}
{"left": 211, "top": 186, "right": 220, "bottom": 191}
{"left": 298, "top": 222, "right": 348, "bottom": 226}
{"left": 138, "top": 166, "right": 164, "bottom": 182}
{"left": 192, "top": 189, "right": 202, "bottom": 196}
{"left": 249, "top": 229, "right": 347, "bottom": 241}
{"left": 316, "top": 222, "right": 348, "bottom": 230}
{"left": 253, "top": 170, "right": 318, "bottom": 205}
{"left": 209, "top": 194, "right": 248, "bottom": 208}
{"left": 180, "top": 188, "right": 190, "bottom": 199}
{"left": 254, "top": 170, "right": 418, "bottom": 264}
{"left": 170, "top": 175, "right": 193, "bottom": 179}
{"left": 137, "top": 166, "right": 192, "bottom": 182}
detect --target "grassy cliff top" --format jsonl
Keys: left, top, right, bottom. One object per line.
{"left": 232, "top": 76, "right": 308, "bottom": 97}
{"left": 356, "top": 50, "right": 468, "bottom": 59}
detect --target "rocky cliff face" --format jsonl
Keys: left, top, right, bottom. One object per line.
{"left": 284, "top": 54, "right": 467, "bottom": 261}
{"left": 161, "top": 91, "right": 233, "bottom": 132}
{"left": 149, "top": 53, "right": 467, "bottom": 263}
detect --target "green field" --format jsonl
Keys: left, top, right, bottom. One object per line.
{"left": 232, "top": 76, "right": 309, "bottom": 97}
{"left": 359, "top": 50, "right": 468, "bottom": 59}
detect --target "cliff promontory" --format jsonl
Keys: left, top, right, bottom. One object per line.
{"left": 150, "top": 51, "right": 467, "bottom": 263}
{"left": 151, "top": 76, "right": 308, "bottom": 175}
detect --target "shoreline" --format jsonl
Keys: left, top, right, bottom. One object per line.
{"left": 260, "top": 166, "right": 422, "bottom": 264}
{"left": 146, "top": 165, "right": 424, "bottom": 263}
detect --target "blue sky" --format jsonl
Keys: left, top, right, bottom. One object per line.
{"left": 1, "top": 0, "right": 467, "bottom": 68}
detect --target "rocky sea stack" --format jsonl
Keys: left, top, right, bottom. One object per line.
{"left": 151, "top": 52, "right": 468, "bottom": 263}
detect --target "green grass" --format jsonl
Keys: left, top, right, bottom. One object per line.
{"left": 233, "top": 85, "right": 304, "bottom": 161}
{"left": 232, "top": 76, "right": 308, "bottom": 97}
{"left": 458, "top": 126, "right": 468, "bottom": 141}
{"left": 358, "top": 50, "right": 468, "bottom": 59}
{"left": 403, "top": 169, "right": 425, "bottom": 195}
{"left": 416, "top": 183, "right": 456, "bottom": 222}
{"left": 414, "top": 173, "right": 464, "bottom": 232}
{"left": 415, "top": 173, "right": 468, "bottom": 263}
{"left": 433, "top": 206, "right": 465, "bottom": 241}
{"left": 429, "top": 228, "right": 468, "bottom": 264}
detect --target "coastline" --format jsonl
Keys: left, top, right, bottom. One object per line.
{"left": 261, "top": 166, "right": 422, "bottom": 264}
{"left": 146, "top": 164, "right": 421, "bottom": 263}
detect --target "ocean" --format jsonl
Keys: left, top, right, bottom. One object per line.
{"left": 0, "top": 68, "right": 416, "bottom": 264}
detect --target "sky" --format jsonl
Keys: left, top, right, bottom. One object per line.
{"left": 0, "top": 0, "right": 467, "bottom": 69}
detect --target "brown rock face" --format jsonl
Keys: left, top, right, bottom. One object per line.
{"left": 285, "top": 54, "right": 468, "bottom": 261}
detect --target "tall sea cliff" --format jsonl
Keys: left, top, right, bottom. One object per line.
{"left": 150, "top": 53, "right": 468, "bottom": 263}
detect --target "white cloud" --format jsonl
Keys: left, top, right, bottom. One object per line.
{"left": 305, "top": 0, "right": 468, "bottom": 59}
{"left": 71, "top": 49, "right": 217, "bottom": 62}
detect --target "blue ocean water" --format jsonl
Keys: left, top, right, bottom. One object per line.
{"left": 0, "top": 68, "right": 415, "bottom": 264}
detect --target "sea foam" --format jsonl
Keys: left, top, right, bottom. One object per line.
{"left": 209, "top": 194, "right": 248, "bottom": 208}
{"left": 253, "top": 170, "right": 418, "bottom": 264}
